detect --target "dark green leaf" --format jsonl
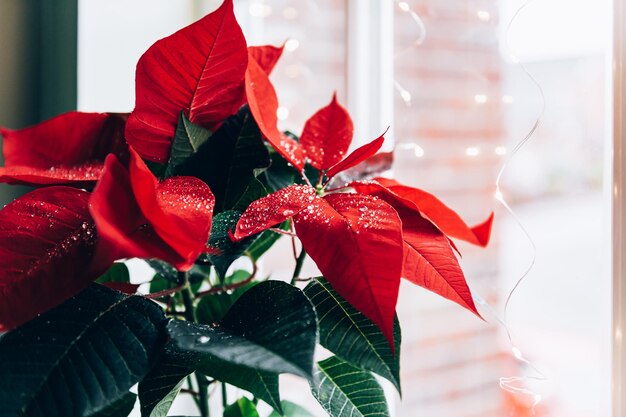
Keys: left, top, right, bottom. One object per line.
{"left": 195, "top": 280, "right": 258, "bottom": 325}
{"left": 141, "top": 344, "right": 282, "bottom": 414}
{"left": 223, "top": 397, "right": 260, "bottom": 417}
{"left": 310, "top": 356, "right": 390, "bottom": 417}
{"left": 246, "top": 221, "right": 289, "bottom": 261}
{"left": 147, "top": 261, "right": 208, "bottom": 297}
{"left": 302, "top": 164, "right": 321, "bottom": 188}
{"left": 261, "top": 150, "right": 298, "bottom": 192}
{"left": 168, "top": 281, "right": 317, "bottom": 379}
{"left": 268, "top": 401, "right": 316, "bottom": 417}
{"left": 232, "top": 178, "right": 269, "bottom": 212}
{"left": 139, "top": 347, "right": 189, "bottom": 417}
{"left": 145, "top": 160, "right": 167, "bottom": 179}
{"left": 89, "top": 392, "right": 136, "bottom": 417}
{"left": 304, "top": 277, "right": 401, "bottom": 393}
{"left": 200, "top": 358, "right": 281, "bottom": 413}
{"left": 165, "top": 111, "right": 212, "bottom": 177}
{"left": 178, "top": 106, "right": 270, "bottom": 212}
{"left": 207, "top": 210, "right": 255, "bottom": 281}
{"left": 146, "top": 259, "right": 179, "bottom": 283}
{"left": 0, "top": 284, "right": 167, "bottom": 417}
{"left": 96, "top": 263, "right": 131, "bottom": 284}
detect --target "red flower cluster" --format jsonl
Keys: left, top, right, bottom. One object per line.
{"left": 0, "top": 0, "right": 492, "bottom": 348}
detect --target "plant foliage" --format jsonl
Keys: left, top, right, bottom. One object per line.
{"left": 0, "top": 1, "right": 494, "bottom": 416}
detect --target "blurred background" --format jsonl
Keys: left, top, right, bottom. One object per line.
{"left": 0, "top": 0, "right": 612, "bottom": 416}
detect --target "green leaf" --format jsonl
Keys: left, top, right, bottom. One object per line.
{"left": 223, "top": 397, "right": 260, "bottom": 417}
{"left": 139, "top": 348, "right": 188, "bottom": 417}
{"left": 301, "top": 163, "right": 321, "bottom": 188}
{"left": 207, "top": 210, "right": 255, "bottom": 281}
{"left": 140, "top": 344, "right": 282, "bottom": 414}
{"left": 146, "top": 259, "right": 179, "bottom": 283}
{"left": 165, "top": 111, "right": 212, "bottom": 177}
{"left": 232, "top": 178, "right": 269, "bottom": 212}
{"left": 145, "top": 160, "right": 167, "bottom": 179}
{"left": 178, "top": 106, "right": 270, "bottom": 212}
{"left": 310, "top": 356, "right": 390, "bottom": 417}
{"left": 147, "top": 261, "right": 208, "bottom": 296}
{"left": 261, "top": 150, "right": 297, "bottom": 192}
{"left": 168, "top": 281, "right": 317, "bottom": 379}
{"left": 96, "top": 263, "right": 131, "bottom": 284}
{"left": 199, "top": 359, "right": 281, "bottom": 413}
{"left": 268, "top": 401, "right": 316, "bottom": 417}
{"left": 195, "top": 280, "right": 258, "bottom": 325}
{"left": 246, "top": 221, "right": 289, "bottom": 261}
{"left": 304, "top": 277, "right": 401, "bottom": 393}
{"left": 0, "top": 284, "right": 167, "bottom": 417}
{"left": 89, "top": 392, "right": 136, "bottom": 417}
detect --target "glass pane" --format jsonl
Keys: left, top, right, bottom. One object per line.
{"left": 393, "top": 1, "right": 611, "bottom": 416}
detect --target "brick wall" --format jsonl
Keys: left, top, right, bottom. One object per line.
{"left": 393, "top": 1, "right": 509, "bottom": 416}
{"left": 238, "top": 1, "right": 513, "bottom": 416}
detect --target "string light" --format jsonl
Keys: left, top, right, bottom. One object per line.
{"left": 495, "top": 146, "right": 507, "bottom": 155}
{"left": 398, "top": 2, "right": 410, "bottom": 12}
{"left": 394, "top": 80, "right": 412, "bottom": 105}
{"left": 477, "top": 10, "right": 491, "bottom": 22}
{"left": 502, "top": 95, "right": 514, "bottom": 104}
{"left": 285, "top": 39, "right": 300, "bottom": 52}
{"left": 249, "top": 3, "right": 272, "bottom": 18}
{"left": 474, "top": 94, "right": 488, "bottom": 104}
{"left": 465, "top": 146, "right": 480, "bottom": 157}
{"left": 282, "top": 7, "right": 298, "bottom": 19}
{"left": 276, "top": 106, "right": 289, "bottom": 120}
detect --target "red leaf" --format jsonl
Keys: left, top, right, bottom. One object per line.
{"left": 300, "top": 93, "right": 354, "bottom": 170}
{"left": 125, "top": 0, "right": 248, "bottom": 163}
{"left": 245, "top": 51, "right": 305, "bottom": 171}
{"left": 326, "top": 129, "right": 387, "bottom": 179}
{"left": 249, "top": 44, "right": 284, "bottom": 75}
{"left": 233, "top": 184, "right": 316, "bottom": 240}
{"left": 294, "top": 193, "right": 403, "bottom": 349}
{"left": 373, "top": 178, "right": 493, "bottom": 246}
{"left": 0, "top": 165, "right": 105, "bottom": 186}
{"left": 396, "top": 205, "right": 480, "bottom": 316}
{"left": 0, "top": 187, "right": 98, "bottom": 330}
{"left": 351, "top": 179, "right": 493, "bottom": 247}
{"left": 0, "top": 111, "right": 126, "bottom": 185}
{"left": 90, "top": 149, "right": 215, "bottom": 271}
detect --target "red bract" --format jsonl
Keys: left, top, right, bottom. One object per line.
{"left": 0, "top": 187, "right": 98, "bottom": 330}
{"left": 245, "top": 50, "right": 305, "bottom": 171}
{"left": 233, "top": 186, "right": 403, "bottom": 349}
{"left": 326, "top": 130, "right": 386, "bottom": 179}
{"left": 357, "top": 178, "right": 493, "bottom": 247}
{"left": 300, "top": 94, "right": 354, "bottom": 170}
{"left": 294, "top": 194, "right": 403, "bottom": 349}
{"left": 233, "top": 185, "right": 316, "bottom": 239}
{"left": 350, "top": 179, "right": 492, "bottom": 315}
{"left": 125, "top": 0, "right": 247, "bottom": 163}
{"left": 248, "top": 44, "right": 284, "bottom": 75}
{"left": 90, "top": 148, "right": 215, "bottom": 271}
{"left": 394, "top": 205, "right": 480, "bottom": 316}
{"left": 0, "top": 111, "right": 126, "bottom": 186}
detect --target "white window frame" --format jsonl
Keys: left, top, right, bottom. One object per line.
{"left": 614, "top": 1, "right": 626, "bottom": 416}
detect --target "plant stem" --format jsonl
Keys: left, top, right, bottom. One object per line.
{"left": 179, "top": 270, "right": 209, "bottom": 417}
{"left": 197, "top": 373, "right": 210, "bottom": 417}
{"left": 291, "top": 248, "right": 307, "bottom": 285}
{"left": 221, "top": 382, "right": 228, "bottom": 408}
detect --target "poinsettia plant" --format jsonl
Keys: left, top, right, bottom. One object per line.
{"left": 0, "top": 1, "right": 493, "bottom": 416}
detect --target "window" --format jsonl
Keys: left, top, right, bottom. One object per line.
{"left": 77, "top": 1, "right": 613, "bottom": 416}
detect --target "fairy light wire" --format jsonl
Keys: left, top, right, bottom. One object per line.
{"left": 472, "top": 0, "right": 549, "bottom": 408}
{"left": 393, "top": 0, "right": 426, "bottom": 106}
